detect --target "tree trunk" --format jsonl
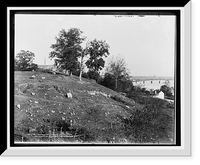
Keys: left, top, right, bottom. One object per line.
{"left": 115, "top": 76, "right": 118, "bottom": 91}
{"left": 79, "top": 69, "right": 82, "bottom": 81}
{"left": 79, "top": 52, "right": 84, "bottom": 81}
{"left": 68, "top": 70, "right": 72, "bottom": 76}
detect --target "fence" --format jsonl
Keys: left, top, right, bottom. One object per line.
{"left": 15, "top": 133, "right": 84, "bottom": 142}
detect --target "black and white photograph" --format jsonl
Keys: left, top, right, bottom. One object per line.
{"left": 14, "top": 12, "right": 176, "bottom": 144}
{"left": 13, "top": 10, "right": 179, "bottom": 145}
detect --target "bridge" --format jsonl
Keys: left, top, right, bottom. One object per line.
{"left": 131, "top": 76, "right": 173, "bottom": 84}
{"left": 132, "top": 79, "right": 172, "bottom": 84}
{"left": 131, "top": 77, "right": 174, "bottom": 90}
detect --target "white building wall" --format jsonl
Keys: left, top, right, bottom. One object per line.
{"left": 157, "top": 91, "right": 164, "bottom": 99}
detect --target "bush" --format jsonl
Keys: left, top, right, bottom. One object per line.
{"left": 15, "top": 50, "right": 36, "bottom": 71}
{"left": 15, "top": 63, "right": 38, "bottom": 71}
{"left": 99, "top": 73, "right": 133, "bottom": 93}
{"left": 26, "top": 63, "right": 38, "bottom": 71}
{"left": 72, "top": 69, "right": 80, "bottom": 76}
{"left": 118, "top": 98, "right": 173, "bottom": 143}
{"left": 160, "top": 85, "right": 173, "bottom": 97}
{"left": 99, "top": 73, "right": 115, "bottom": 90}
{"left": 82, "top": 72, "right": 89, "bottom": 79}
{"left": 87, "top": 70, "right": 100, "bottom": 81}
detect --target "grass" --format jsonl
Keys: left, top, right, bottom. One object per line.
{"left": 14, "top": 71, "right": 175, "bottom": 144}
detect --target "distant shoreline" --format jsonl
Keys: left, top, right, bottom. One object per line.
{"left": 131, "top": 76, "right": 174, "bottom": 81}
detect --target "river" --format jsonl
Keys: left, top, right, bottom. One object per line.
{"left": 132, "top": 80, "right": 174, "bottom": 90}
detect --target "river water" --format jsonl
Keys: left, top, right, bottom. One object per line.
{"left": 132, "top": 80, "right": 174, "bottom": 90}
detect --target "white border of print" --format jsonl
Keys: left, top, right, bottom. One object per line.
{"left": 4, "top": 3, "right": 191, "bottom": 157}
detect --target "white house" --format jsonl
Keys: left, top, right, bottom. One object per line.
{"left": 157, "top": 91, "right": 164, "bottom": 99}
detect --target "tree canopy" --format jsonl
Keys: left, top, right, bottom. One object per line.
{"left": 106, "top": 56, "right": 130, "bottom": 91}
{"left": 160, "top": 84, "right": 173, "bottom": 97}
{"left": 85, "top": 39, "right": 110, "bottom": 73}
{"left": 49, "top": 28, "right": 86, "bottom": 75}
{"left": 15, "top": 50, "right": 37, "bottom": 70}
{"left": 49, "top": 28, "right": 111, "bottom": 81}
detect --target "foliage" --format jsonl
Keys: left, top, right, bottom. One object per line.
{"left": 85, "top": 39, "right": 110, "bottom": 73}
{"left": 160, "top": 85, "right": 173, "bottom": 97}
{"left": 49, "top": 28, "right": 86, "bottom": 75}
{"left": 99, "top": 73, "right": 116, "bottom": 90}
{"left": 117, "top": 76, "right": 133, "bottom": 92}
{"left": 15, "top": 50, "right": 35, "bottom": 70}
{"left": 81, "top": 72, "right": 89, "bottom": 79}
{"left": 106, "top": 56, "right": 130, "bottom": 91}
{"left": 26, "top": 63, "right": 38, "bottom": 71}
{"left": 86, "top": 70, "right": 101, "bottom": 82}
{"left": 118, "top": 97, "right": 173, "bottom": 143}
{"left": 100, "top": 73, "right": 133, "bottom": 93}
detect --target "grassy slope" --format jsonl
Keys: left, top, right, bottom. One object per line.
{"left": 14, "top": 71, "right": 174, "bottom": 144}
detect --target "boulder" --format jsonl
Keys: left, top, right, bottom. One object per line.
{"left": 30, "top": 75, "right": 36, "bottom": 79}
{"left": 66, "top": 92, "right": 72, "bottom": 98}
{"left": 16, "top": 104, "right": 20, "bottom": 109}
{"left": 29, "top": 128, "right": 37, "bottom": 133}
{"left": 100, "top": 92, "right": 108, "bottom": 97}
{"left": 87, "top": 91, "right": 96, "bottom": 95}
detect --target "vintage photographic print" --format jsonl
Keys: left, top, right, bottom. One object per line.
{"left": 13, "top": 10, "right": 179, "bottom": 146}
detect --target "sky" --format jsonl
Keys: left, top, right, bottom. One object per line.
{"left": 15, "top": 14, "right": 175, "bottom": 77}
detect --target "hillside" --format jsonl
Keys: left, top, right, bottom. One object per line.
{"left": 14, "top": 71, "right": 174, "bottom": 144}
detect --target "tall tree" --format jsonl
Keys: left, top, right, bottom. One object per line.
{"left": 15, "top": 50, "right": 35, "bottom": 70}
{"left": 85, "top": 39, "right": 110, "bottom": 78}
{"left": 79, "top": 41, "right": 90, "bottom": 81}
{"left": 106, "top": 56, "right": 130, "bottom": 91}
{"left": 49, "top": 28, "right": 86, "bottom": 76}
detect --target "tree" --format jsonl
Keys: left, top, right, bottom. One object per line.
{"left": 28, "top": 63, "right": 38, "bottom": 71}
{"left": 117, "top": 76, "right": 133, "bottom": 92}
{"left": 79, "top": 41, "right": 90, "bottom": 81}
{"left": 49, "top": 28, "right": 86, "bottom": 76}
{"left": 85, "top": 39, "right": 110, "bottom": 80}
{"left": 106, "top": 56, "right": 130, "bottom": 91}
{"left": 15, "top": 50, "right": 35, "bottom": 70}
{"left": 160, "top": 85, "right": 173, "bottom": 97}
{"left": 99, "top": 73, "right": 116, "bottom": 90}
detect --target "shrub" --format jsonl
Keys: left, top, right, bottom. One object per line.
{"left": 118, "top": 97, "right": 173, "bottom": 143}
{"left": 87, "top": 70, "right": 100, "bottom": 81}
{"left": 99, "top": 73, "right": 115, "bottom": 90}
{"left": 82, "top": 72, "right": 89, "bottom": 79}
